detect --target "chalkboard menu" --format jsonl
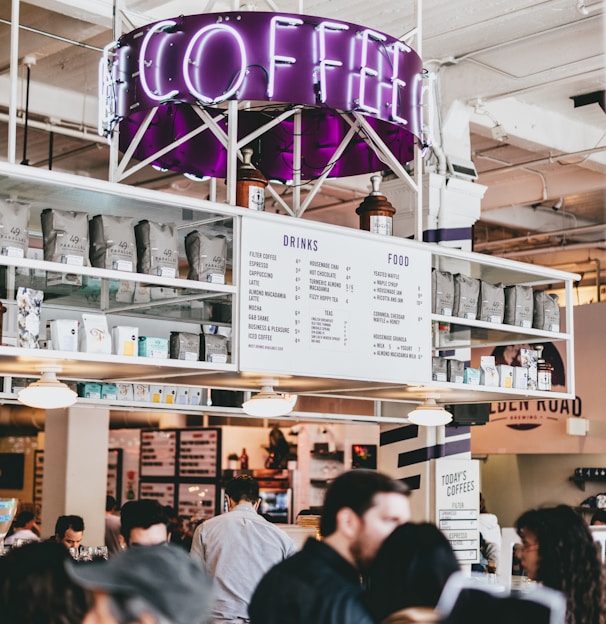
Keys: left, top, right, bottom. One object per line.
{"left": 240, "top": 216, "right": 432, "bottom": 382}
{"left": 138, "top": 428, "right": 221, "bottom": 514}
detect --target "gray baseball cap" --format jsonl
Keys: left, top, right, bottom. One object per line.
{"left": 65, "top": 543, "right": 213, "bottom": 624}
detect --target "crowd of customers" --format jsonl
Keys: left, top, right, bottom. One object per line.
{"left": 0, "top": 473, "right": 605, "bottom": 624}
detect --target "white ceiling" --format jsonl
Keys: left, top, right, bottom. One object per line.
{"left": 0, "top": 0, "right": 605, "bottom": 289}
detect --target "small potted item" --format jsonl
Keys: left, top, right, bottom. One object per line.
{"left": 227, "top": 453, "right": 239, "bottom": 470}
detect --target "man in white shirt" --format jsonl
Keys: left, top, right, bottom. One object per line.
{"left": 4, "top": 511, "right": 39, "bottom": 546}
{"left": 191, "top": 475, "right": 297, "bottom": 624}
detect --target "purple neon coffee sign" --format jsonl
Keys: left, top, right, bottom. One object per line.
{"left": 105, "top": 12, "right": 423, "bottom": 181}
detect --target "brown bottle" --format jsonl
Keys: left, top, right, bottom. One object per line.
{"left": 536, "top": 344, "right": 552, "bottom": 391}
{"left": 235, "top": 148, "right": 268, "bottom": 211}
{"left": 240, "top": 448, "right": 249, "bottom": 470}
{"left": 356, "top": 175, "right": 396, "bottom": 236}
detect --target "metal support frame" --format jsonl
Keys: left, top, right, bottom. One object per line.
{"left": 104, "top": 0, "right": 425, "bottom": 228}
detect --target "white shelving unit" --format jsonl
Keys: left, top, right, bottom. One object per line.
{"left": 0, "top": 162, "right": 579, "bottom": 412}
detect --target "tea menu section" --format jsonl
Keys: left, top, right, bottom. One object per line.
{"left": 239, "top": 217, "right": 432, "bottom": 383}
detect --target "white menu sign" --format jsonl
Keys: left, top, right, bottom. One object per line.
{"left": 435, "top": 458, "right": 480, "bottom": 563}
{"left": 140, "top": 430, "right": 177, "bottom": 477}
{"left": 239, "top": 217, "right": 431, "bottom": 382}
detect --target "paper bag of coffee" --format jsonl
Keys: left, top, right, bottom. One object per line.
{"left": 533, "top": 291, "right": 560, "bottom": 332}
{"left": 431, "top": 269, "right": 454, "bottom": 316}
{"left": 453, "top": 274, "right": 480, "bottom": 319}
{"left": 478, "top": 281, "right": 505, "bottom": 324}
{"left": 504, "top": 284, "right": 534, "bottom": 327}
{"left": 134, "top": 220, "right": 178, "bottom": 278}
{"left": 41, "top": 208, "right": 89, "bottom": 265}
{"left": 0, "top": 199, "right": 29, "bottom": 257}
{"left": 169, "top": 332, "right": 200, "bottom": 361}
{"left": 185, "top": 230, "right": 227, "bottom": 283}
{"left": 89, "top": 214, "right": 136, "bottom": 271}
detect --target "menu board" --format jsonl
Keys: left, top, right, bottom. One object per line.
{"left": 240, "top": 216, "right": 431, "bottom": 382}
{"left": 140, "top": 430, "right": 177, "bottom": 477}
{"left": 33, "top": 450, "right": 44, "bottom": 514}
{"left": 179, "top": 429, "right": 219, "bottom": 478}
{"left": 435, "top": 458, "right": 480, "bottom": 563}
{"left": 139, "top": 481, "right": 176, "bottom": 507}
{"left": 177, "top": 483, "right": 217, "bottom": 521}
{"left": 107, "top": 449, "right": 123, "bottom": 505}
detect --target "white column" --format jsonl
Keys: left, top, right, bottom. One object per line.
{"left": 41, "top": 405, "right": 110, "bottom": 546}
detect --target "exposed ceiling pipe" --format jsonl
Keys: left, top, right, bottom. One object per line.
{"left": 475, "top": 223, "right": 606, "bottom": 251}
{"left": 0, "top": 112, "right": 100, "bottom": 143}
{"left": 497, "top": 241, "right": 606, "bottom": 259}
{"left": 577, "top": 0, "right": 606, "bottom": 15}
{"left": 478, "top": 145, "right": 606, "bottom": 176}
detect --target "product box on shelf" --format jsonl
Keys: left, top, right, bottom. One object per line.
{"left": 79, "top": 313, "right": 112, "bottom": 354}
{"left": 149, "top": 385, "right": 164, "bottom": 403}
{"left": 175, "top": 387, "right": 190, "bottom": 405}
{"left": 189, "top": 387, "right": 203, "bottom": 406}
{"left": 480, "top": 355, "right": 499, "bottom": 386}
{"left": 497, "top": 364, "right": 514, "bottom": 388}
{"left": 112, "top": 326, "right": 139, "bottom": 356}
{"left": 447, "top": 359, "right": 465, "bottom": 384}
{"left": 101, "top": 383, "right": 118, "bottom": 401}
{"left": 513, "top": 366, "right": 528, "bottom": 389}
{"left": 464, "top": 367, "right": 481, "bottom": 385}
{"left": 116, "top": 382, "right": 134, "bottom": 401}
{"left": 520, "top": 348, "right": 538, "bottom": 390}
{"left": 432, "top": 356, "right": 448, "bottom": 382}
{"left": 78, "top": 382, "right": 102, "bottom": 399}
{"left": 48, "top": 319, "right": 79, "bottom": 352}
{"left": 163, "top": 386, "right": 177, "bottom": 404}
{"left": 133, "top": 383, "right": 150, "bottom": 402}
{"left": 138, "top": 336, "right": 169, "bottom": 359}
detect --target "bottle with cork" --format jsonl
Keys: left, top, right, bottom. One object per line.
{"left": 355, "top": 174, "right": 396, "bottom": 236}
{"left": 536, "top": 344, "right": 553, "bottom": 391}
{"left": 235, "top": 148, "right": 268, "bottom": 211}
{"left": 240, "top": 448, "right": 249, "bottom": 470}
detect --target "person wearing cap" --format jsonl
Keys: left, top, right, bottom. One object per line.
{"left": 66, "top": 542, "right": 214, "bottom": 624}
{"left": 191, "top": 474, "right": 297, "bottom": 623}
{"left": 249, "top": 469, "right": 411, "bottom": 624}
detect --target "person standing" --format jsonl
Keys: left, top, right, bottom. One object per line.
{"left": 191, "top": 474, "right": 297, "bottom": 623}
{"left": 104, "top": 495, "right": 122, "bottom": 556}
{"left": 515, "top": 505, "right": 605, "bottom": 624}
{"left": 119, "top": 499, "right": 169, "bottom": 548}
{"left": 249, "top": 469, "right": 411, "bottom": 624}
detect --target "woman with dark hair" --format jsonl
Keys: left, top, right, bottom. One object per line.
{"left": 515, "top": 505, "right": 605, "bottom": 624}
{"left": 0, "top": 540, "right": 90, "bottom": 623}
{"left": 365, "top": 522, "right": 460, "bottom": 623}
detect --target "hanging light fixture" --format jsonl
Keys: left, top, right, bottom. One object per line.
{"left": 407, "top": 397, "right": 452, "bottom": 427}
{"left": 242, "top": 379, "right": 297, "bottom": 417}
{"left": 17, "top": 367, "right": 77, "bottom": 409}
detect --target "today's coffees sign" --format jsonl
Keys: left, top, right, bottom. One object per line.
{"left": 103, "top": 12, "right": 423, "bottom": 180}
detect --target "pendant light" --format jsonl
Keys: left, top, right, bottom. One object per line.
{"left": 17, "top": 367, "right": 77, "bottom": 409}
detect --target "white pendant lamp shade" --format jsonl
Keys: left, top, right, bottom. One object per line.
{"left": 242, "top": 380, "right": 297, "bottom": 417}
{"left": 17, "top": 369, "right": 77, "bottom": 409}
{"left": 407, "top": 398, "right": 452, "bottom": 427}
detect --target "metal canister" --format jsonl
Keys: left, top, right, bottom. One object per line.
{"left": 355, "top": 175, "right": 395, "bottom": 236}
{"left": 236, "top": 148, "right": 268, "bottom": 211}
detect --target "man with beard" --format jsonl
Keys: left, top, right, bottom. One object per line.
{"left": 249, "top": 469, "right": 411, "bottom": 624}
